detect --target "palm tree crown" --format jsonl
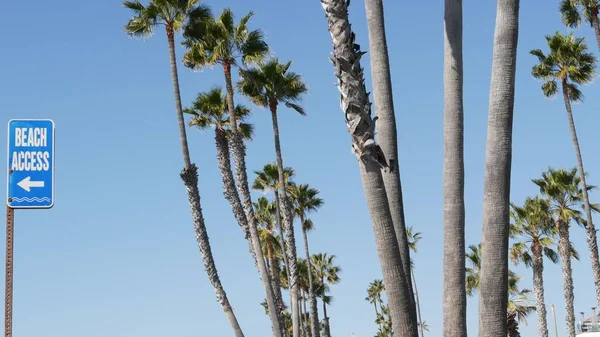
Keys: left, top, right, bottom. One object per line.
{"left": 289, "top": 184, "right": 324, "bottom": 222}
{"left": 238, "top": 58, "right": 308, "bottom": 112}
{"left": 124, "top": 0, "right": 210, "bottom": 37}
{"left": 182, "top": 8, "right": 269, "bottom": 69}
{"left": 531, "top": 32, "right": 596, "bottom": 101}
{"left": 185, "top": 87, "right": 254, "bottom": 138}
{"left": 560, "top": 0, "right": 600, "bottom": 29}
{"left": 253, "top": 163, "right": 295, "bottom": 193}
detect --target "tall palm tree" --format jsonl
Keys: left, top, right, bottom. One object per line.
{"left": 363, "top": 1, "right": 416, "bottom": 327}
{"left": 443, "top": 0, "right": 467, "bottom": 336}
{"left": 466, "top": 244, "right": 535, "bottom": 337}
{"left": 531, "top": 32, "right": 600, "bottom": 309}
{"left": 559, "top": 0, "right": 600, "bottom": 49}
{"left": 289, "top": 184, "right": 324, "bottom": 337}
{"left": 533, "top": 168, "right": 590, "bottom": 336}
{"left": 366, "top": 279, "right": 386, "bottom": 331}
{"left": 123, "top": 2, "right": 244, "bottom": 336}
{"left": 478, "top": 1, "right": 520, "bottom": 336}
{"left": 181, "top": 10, "right": 284, "bottom": 334}
{"left": 312, "top": 253, "right": 341, "bottom": 337}
{"left": 510, "top": 197, "right": 560, "bottom": 337}
{"left": 406, "top": 226, "right": 425, "bottom": 337}
{"left": 320, "top": 0, "right": 417, "bottom": 335}
{"left": 238, "top": 58, "right": 307, "bottom": 337}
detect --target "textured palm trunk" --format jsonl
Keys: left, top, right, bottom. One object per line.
{"left": 411, "top": 270, "right": 425, "bottom": 337}
{"left": 267, "top": 236, "right": 287, "bottom": 324}
{"left": 531, "top": 243, "right": 549, "bottom": 337}
{"left": 223, "top": 62, "right": 284, "bottom": 337}
{"left": 298, "top": 299, "right": 305, "bottom": 337}
{"left": 275, "top": 191, "right": 291, "bottom": 277}
{"left": 166, "top": 26, "right": 244, "bottom": 337}
{"left": 590, "top": 12, "right": 600, "bottom": 50}
{"left": 442, "top": 1, "right": 468, "bottom": 337}
{"left": 561, "top": 80, "right": 600, "bottom": 309}
{"left": 321, "top": 1, "right": 418, "bottom": 336}
{"left": 302, "top": 292, "right": 311, "bottom": 337}
{"left": 558, "top": 221, "right": 576, "bottom": 337}
{"left": 300, "top": 217, "right": 320, "bottom": 337}
{"left": 269, "top": 102, "right": 302, "bottom": 337}
{"left": 363, "top": 0, "right": 416, "bottom": 321}
{"left": 323, "top": 300, "right": 331, "bottom": 337}
{"left": 478, "top": 1, "right": 519, "bottom": 337}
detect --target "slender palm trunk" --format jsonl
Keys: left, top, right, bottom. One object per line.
{"left": 166, "top": 26, "right": 244, "bottom": 337}
{"left": 321, "top": 1, "right": 417, "bottom": 336}
{"left": 443, "top": 1, "right": 467, "bottom": 337}
{"left": 532, "top": 243, "right": 549, "bottom": 337}
{"left": 223, "top": 62, "right": 284, "bottom": 337}
{"left": 561, "top": 80, "right": 600, "bottom": 308}
{"left": 558, "top": 221, "right": 577, "bottom": 337}
{"left": 275, "top": 191, "right": 291, "bottom": 278}
{"left": 590, "top": 12, "right": 600, "bottom": 50}
{"left": 267, "top": 237, "right": 287, "bottom": 321}
{"left": 269, "top": 102, "right": 301, "bottom": 337}
{"left": 302, "top": 291, "right": 311, "bottom": 337}
{"left": 299, "top": 299, "right": 305, "bottom": 337}
{"left": 323, "top": 300, "right": 331, "bottom": 337}
{"left": 411, "top": 270, "right": 425, "bottom": 337}
{"left": 301, "top": 219, "right": 320, "bottom": 337}
{"left": 363, "top": 0, "right": 417, "bottom": 322}
{"left": 478, "top": 1, "right": 519, "bottom": 337}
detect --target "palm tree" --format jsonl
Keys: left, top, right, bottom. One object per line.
{"left": 466, "top": 244, "right": 535, "bottom": 337}
{"left": 312, "top": 253, "right": 341, "bottom": 337}
{"left": 181, "top": 10, "right": 284, "bottom": 334}
{"left": 533, "top": 168, "right": 590, "bottom": 336}
{"left": 289, "top": 184, "right": 324, "bottom": 337}
{"left": 320, "top": 1, "right": 416, "bottom": 336}
{"left": 406, "top": 226, "right": 425, "bottom": 337}
{"left": 366, "top": 279, "right": 386, "bottom": 331}
{"left": 123, "top": 2, "right": 244, "bottom": 336}
{"left": 363, "top": 1, "right": 417, "bottom": 328}
{"left": 559, "top": 0, "right": 600, "bottom": 49}
{"left": 478, "top": 1, "right": 520, "bottom": 336}
{"left": 510, "top": 197, "right": 559, "bottom": 337}
{"left": 531, "top": 32, "right": 600, "bottom": 310}
{"left": 442, "top": 0, "right": 467, "bottom": 336}
{"left": 238, "top": 58, "right": 307, "bottom": 337}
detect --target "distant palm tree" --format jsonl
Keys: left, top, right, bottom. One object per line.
{"left": 531, "top": 32, "right": 600, "bottom": 310}
{"left": 239, "top": 58, "right": 308, "bottom": 337}
{"left": 533, "top": 168, "right": 590, "bottom": 336}
{"left": 312, "top": 253, "right": 341, "bottom": 337}
{"left": 510, "top": 197, "right": 559, "bottom": 337}
{"left": 123, "top": 2, "right": 244, "bottom": 336}
{"left": 559, "top": 0, "right": 600, "bottom": 48}
{"left": 366, "top": 279, "right": 386, "bottom": 331}
{"left": 406, "top": 226, "right": 425, "bottom": 337}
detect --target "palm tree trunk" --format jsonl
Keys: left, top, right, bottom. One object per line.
{"left": 320, "top": 1, "right": 417, "bottom": 336}
{"left": 558, "top": 221, "right": 577, "bottom": 337}
{"left": 268, "top": 240, "right": 287, "bottom": 328}
{"left": 323, "top": 300, "right": 331, "bottom": 337}
{"left": 223, "top": 61, "right": 284, "bottom": 337}
{"left": 478, "top": 1, "right": 519, "bottom": 337}
{"left": 561, "top": 79, "right": 600, "bottom": 309}
{"left": 590, "top": 12, "right": 600, "bottom": 50}
{"left": 269, "top": 103, "right": 302, "bottom": 337}
{"left": 507, "top": 312, "right": 521, "bottom": 337}
{"left": 167, "top": 26, "right": 244, "bottom": 337}
{"left": 275, "top": 191, "right": 291, "bottom": 277}
{"left": 301, "top": 223, "right": 321, "bottom": 337}
{"left": 363, "top": 0, "right": 417, "bottom": 322}
{"left": 411, "top": 270, "right": 425, "bottom": 337}
{"left": 302, "top": 291, "right": 311, "bottom": 337}
{"left": 532, "top": 243, "right": 549, "bottom": 337}
{"left": 442, "top": 1, "right": 467, "bottom": 337}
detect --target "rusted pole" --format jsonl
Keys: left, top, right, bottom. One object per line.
{"left": 5, "top": 205, "right": 14, "bottom": 337}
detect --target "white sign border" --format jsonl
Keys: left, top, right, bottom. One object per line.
{"left": 6, "top": 119, "right": 56, "bottom": 209}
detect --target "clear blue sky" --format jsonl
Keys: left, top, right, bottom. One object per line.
{"left": 1, "top": 1, "right": 600, "bottom": 336}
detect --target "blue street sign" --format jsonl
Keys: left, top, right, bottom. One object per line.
{"left": 6, "top": 119, "right": 55, "bottom": 209}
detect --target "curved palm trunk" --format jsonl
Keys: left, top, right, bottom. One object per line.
{"left": 561, "top": 80, "right": 600, "bottom": 309}
{"left": 411, "top": 270, "right": 425, "bottom": 337}
{"left": 531, "top": 243, "right": 549, "bottom": 337}
{"left": 300, "top": 222, "right": 320, "bottom": 337}
{"left": 558, "top": 221, "right": 577, "bottom": 337}
{"left": 442, "top": 1, "right": 467, "bottom": 337}
{"left": 321, "top": 1, "right": 417, "bottom": 336}
{"left": 363, "top": 0, "right": 417, "bottom": 322}
{"left": 478, "top": 1, "right": 519, "bottom": 336}
{"left": 223, "top": 62, "right": 284, "bottom": 337}
{"left": 166, "top": 26, "right": 244, "bottom": 337}
{"left": 590, "top": 12, "right": 600, "bottom": 50}
{"left": 269, "top": 103, "right": 302, "bottom": 337}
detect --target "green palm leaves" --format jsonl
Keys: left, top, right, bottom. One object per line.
{"left": 124, "top": 0, "right": 210, "bottom": 37}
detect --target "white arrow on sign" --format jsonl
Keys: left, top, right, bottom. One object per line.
{"left": 17, "top": 176, "right": 45, "bottom": 192}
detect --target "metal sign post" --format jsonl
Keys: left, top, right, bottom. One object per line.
{"left": 5, "top": 119, "right": 55, "bottom": 337}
